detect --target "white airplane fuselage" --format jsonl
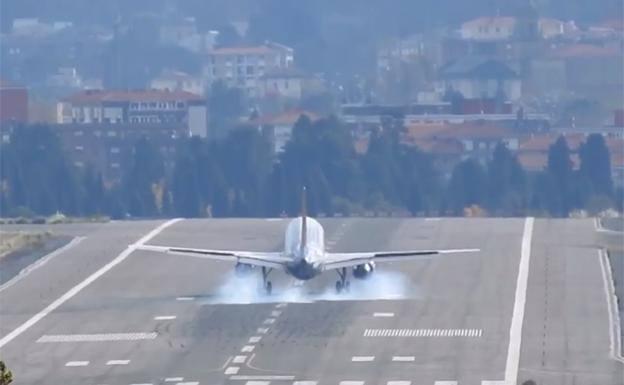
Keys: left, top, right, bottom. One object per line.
{"left": 283, "top": 216, "right": 326, "bottom": 280}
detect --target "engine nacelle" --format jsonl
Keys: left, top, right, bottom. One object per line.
{"left": 235, "top": 262, "right": 254, "bottom": 276}
{"left": 352, "top": 262, "right": 375, "bottom": 279}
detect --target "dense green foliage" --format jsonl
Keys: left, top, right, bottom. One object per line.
{"left": 0, "top": 124, "right": 620, "bottom": 219}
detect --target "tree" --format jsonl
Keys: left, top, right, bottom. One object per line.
{"left": 121, "top": 137, "right": 164, "bottom": 217}
{"left": 487, "top": 143, "right": 527, "bottom": 215}
{"left": 0, "top": 360, "right": 12, "bottom": 385}
{"left": 579, "top": 134, "right": 613, "bottom": 199}
{"left": 208, "top": 81, "right": 246, "bottom": 139}
{"left": 81, "top": 164, "right": 105, "bottom": 216}
{"left": 447, "top": 159, "right": 488, "bottom": 215}
{"left": 547, "top": 136, "right": 574, "bottom": 217}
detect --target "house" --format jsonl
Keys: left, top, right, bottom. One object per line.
{"left": 0, "top": 79, "right": 28, "bottom": 125}
{"left": 459, "top": 16, "right": 574, "bottom": 41}
{"left": 150, "top": 70, "right": 206, "bottom": 96}
{"left": 57, "top": 89, "right": 207, "bottom": 137}
{"left": 250, "top": 110, "right": 318, "bottom": 154}
{"left": 203, "top": 42, "right": 294, "bottom": 97}
{"left": 438, "top": 56, "right": 522, "bottom": 101}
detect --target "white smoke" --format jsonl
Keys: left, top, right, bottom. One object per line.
{"left": 200, "top": 269, "right": 416, "bottom": 305}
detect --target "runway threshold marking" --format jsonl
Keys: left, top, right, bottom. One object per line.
{"left": 351, "top": 356, "right": 375, "bottom": 362}
{"left": 373, "top": 312, "right": 395, "bottom": 317}
{"left": 225, "top": 366, "right": 240, "bottom": 374}
{"left": 503, "top": 217, "right": 534, "bottom": 385}
{"left": 154, "top": 315, "right": 177, "bottom": 320}
{"left": 37, "top": 332, "right": 157, "bottom": 342}
{"left": 241, "top": 345, "right": 255, "bottom": 352}
{"left": 363, "top": 328, "right": 482, "bottom": 337}
{"left": 0, "top": 219, "right": 181, "bottom": 349}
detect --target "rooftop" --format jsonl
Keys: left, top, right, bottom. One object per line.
{"left": 63, "top": 89, "right": 204, "bottom": 104}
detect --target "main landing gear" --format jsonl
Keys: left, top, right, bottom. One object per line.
{"left": 335, "top": 267, "right": 350, "bottom": 294}
{"left": 262, "top": 266, "right": 273, "bottom": 295}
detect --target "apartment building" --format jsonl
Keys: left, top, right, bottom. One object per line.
{"left": 57, "top": 89, "right": 207, "bottom": 137}
{"left": 203, "top": 41, "right": 294, "bottom": 97}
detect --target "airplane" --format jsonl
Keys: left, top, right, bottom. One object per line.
{"left": 138, "top": 187, "right": 479, "bottom": 295}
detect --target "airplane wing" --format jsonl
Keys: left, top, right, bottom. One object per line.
{"left": 136, "top": 245, "right": 290, "bottom": 269}
{"left": 322, "top": 248, "right": 479, "bottom": 270}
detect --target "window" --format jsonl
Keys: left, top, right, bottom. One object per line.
{"left": 176, "top": 102, "right": 184, "bottom": 108}
{"left": 75, "top": 146, "right": 84, "bottom": 151}
{"left": 284, "top": 80, "right": 289, "bottom": 89}
{"left": 130, "top": 102, "right": 139, "bottom": 110}
{"left": 111, "top": 162, "right": 120, "bottom": 168}
{"left": 110, "top": 147, "right": 120, "bottom": 154}
{"left": 149, "top": 102, "right": 157, "bottom": 108}
{"left": 74, "top": 161, "right": 84, "bottom": 167}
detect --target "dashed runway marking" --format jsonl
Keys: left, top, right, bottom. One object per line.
{"left": 225, "top": 366, "right": 240, "bottom": 375}
{"left": 392, "top": 356, "right": 415, "bottom": 361}
{"left": 351, "top": 356, "right": 375, "bottom": 362}
{"left": 105, "top": 360, "right": 129, "bottom": 365}
{"left": 230, "top": 375, "right": 296, "bottom": 381}
{"left": 164, "top": 378, "right": 184, "bottom": 382}
{"left": 176, "top": 296, "right": 194, "bottom": 301}
{"left": 480, "top": 381, "right": 505, "bottom": 385}
{"left": 388, "top": 382, "right": 412, "bottom": 385}
{"left": 176, "top": 382, "right": 198, "bottom": 385}
{"left": 130, "top": 383, "right": 153, "bottom": 385}
{"left": 434, "top": 381, "right": 458, "bottom": 385}
{"left": 275, "top": 303, "right": 288, "bottom": 308}
{"left": 249, "top": 336, "right": 262, "bottom": 343}
{"left": 263, "top": 318, "right": 276, "bottom": 324}
{"left": 271, "top": 310, "right": 282, "bottom": 317}
{"left": 373, "top": 312, "right": 395, "bottom": 317}
{"left": 244, "top": 382, "right": 270, "bottom": 385}
{"left": 38, "top": 332, "right": 157, "bottom": 342}
{"left": 257, "top": 327, "right": 269, "bottom": 334}
{"left": 241, "top": 345, "right": 255, "bottom": 352}
{"left": 339, "top": 382, "right": 365, "bottom": 385}
{"left": 233, "top": 355, "right": 247, "bottom": 364}
{"left": 65, "top": 361, "right": 89, "bottom": 367}
{"left": 154, "top": 315, "right": 177, "bottom": 320}
{"left": 293, "top": 382, "right": 318, "bottom": 385}
{"left": 363, "top": 328, "right": 482, "bottom": 337}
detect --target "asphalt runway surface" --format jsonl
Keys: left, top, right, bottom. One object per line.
{"left": 0, "top": 218, "right": 622, "bottom": 385}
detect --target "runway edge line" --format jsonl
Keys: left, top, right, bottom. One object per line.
{"left": 0, "top": 218, "right": 182, "bottom": 349}
{"left": 504, "top": 217, "right": 534, "bottom": 385}
{"left": 598, "top": 248, "right": 624, "bottom": 363}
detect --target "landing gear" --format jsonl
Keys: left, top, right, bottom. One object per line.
{"left": 335, "top": 267, "right": 350, "bottom": 294}
{"left": 262, "top": 266, "right": 273, "bottom": 295}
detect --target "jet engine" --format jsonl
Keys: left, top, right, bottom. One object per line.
{"left": 235, "top": 262, "right": 254, "bottom": 276}
{"left": 352, "top": 262, "right": 375, "bottom": 279}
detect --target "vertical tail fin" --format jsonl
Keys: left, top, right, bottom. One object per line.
{"left": 300, "top": 186, "right": 307, "bottom": 254}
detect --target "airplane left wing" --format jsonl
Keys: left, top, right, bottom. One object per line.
{"left": 322, "top": 248, "right": 479, "bottom": 270}
{"left": 136, "top": 245, "right": 290, "bottom": 269}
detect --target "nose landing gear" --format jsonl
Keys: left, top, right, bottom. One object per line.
{"left": 262, "top": 266, "right": 273, "bottom": 295}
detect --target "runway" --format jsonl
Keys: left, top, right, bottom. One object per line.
{"left": 0, "top": 218, "right": 621, "bottom": 385}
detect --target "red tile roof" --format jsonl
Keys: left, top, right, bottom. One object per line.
{"left": 404, "top": 122, "right": 514, "bottom": 140}
{"left": 63, "top": 89, "right": 203, "bottom": 104}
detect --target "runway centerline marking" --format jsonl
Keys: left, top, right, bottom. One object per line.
{"left": 175, "top": 382, "right": 198, "bottom": 385}
{"left": 176, "top": 296, "right": 194, "bottom": 301}
{"left": 244, "top": 382, "right": 269, "bottom": 385}
{"left": 293, "top": 382, "right": 318, "bottom": 385}
{"left": 230, "top": 375, "right": 296, "bottom": 381}
{"left": 232, "top": 355, "right": 247, "bottom": 363}
{"left": 224, "top": 366, "right": 240, "bottom": 375}
{"left": 37, "top": 332, "right": 157, "bottom": 343}
{"left": 241, "top": 345, "right": 255, "bottom": 352}
{"left": 434, "top": 382, "right": 458, "bottom": 385}
{"left": 249, "top": 336, "right": 262, "bottom": 343}
{"left": 504, "top": 217, "right": 534, "bottom": 385}
{"left": 0, "top": 218, "right": 181, "bottom": 349}
{"left": 351, "top": 356, "right": 375, "bottom": 362}
{"left": 164, "top": 378, "right": 184, "bottom": 382}
{"left": 154, "top": 315, "right": 177, "bottom": 320}
{"left": 388, "top": 382, "right": 412, "bottom": 385}
{"left": 106, "top": 360, "right": 129, "bottom": 365}
{"left": 257, "top": 327, "right": 269, "bottom": 334}
{"left": 339, "top": 382, "right": 364, "bottom": 385}
{"left": 65, "top": 361, "right": 89, "bottom": 367}
{"left": 263, "top": 318, "right": 276, "bottom": 324}
{"left": 392, "top": 356, "right": 415, "bottom": 361}
{"left": 373, "top": 312, "right": 395, "bottom": 317}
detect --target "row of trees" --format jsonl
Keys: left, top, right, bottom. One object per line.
{"left": 1, "top": 119, "right": 621, "bottom": 219}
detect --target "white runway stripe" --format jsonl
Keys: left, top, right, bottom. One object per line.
{"left": 105, "top": 359, "right": 129, "bottom": 365}
{"left": 249, "top": 336, "right": 262, "bottom": 343}
{"left": 176, "top": 382, "right": 198, "bottom": 385}
{"left": 224, "top": 366, "right": 240, "bottom": 374}
{"left": 244, "top": 382, "right": 270, "bottom": 385}
{"left": 164, "top": 378, "right": 183, "bottom": 382}
{"left": 38, "top": 332, "right": 157, "bottom": 342}
{"left": 434, "top": 381, "right": 459, "bottom": 385}
{"left": 339, "top": 382, "right": 364, "bottom": 385}
{"left": 232, "top": 355, "right": 247, "bottom": 363}
{"left": 392, "top": 356, "right": 415, "bottom": 361}
{"left": 257, "top": 327, "right": 269, "bottom": 334}
{"left": 363, "top": 328, "right": 482, "bottom": 337}
{"left": 65, "top": 361, "right": 89, "bottom": 367}
{"left": 481, "top": 381, "right": 505, "bottom": 385}
{"left": 154, "top": 315, "right": 176, "bottom": 320}
{"left": 263, "top": 318, "right": 276, "bottom": 324}
{"left": 351, "top": 356, "right": 375, "bottom": 362}
{"left": 388, "top": 382, "right": 412, "bottom": 385}
{"left": 176, "top": 296, "right": 194, "bottom": 301}
{"left": 373, "top": 312, "right": 395, "bottom": 317}
{"left": 271, "top": 310, "right": 282, "bottom": 317}
{"left": 241, "top": 345, "right": 255, "bottom": 352}
{"left": 293, "top": 382, "right": 318, "bottom": 385}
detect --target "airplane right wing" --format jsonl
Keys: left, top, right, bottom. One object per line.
{"left": 322, "top": 248, "right": 479, "bottom": 270}
{"left": 136, "top": 245, "right": 291, "bottom": 269}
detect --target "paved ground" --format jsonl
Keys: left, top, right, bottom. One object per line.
{"left": 0, "top": 218, "right": 621, "bottom": 385}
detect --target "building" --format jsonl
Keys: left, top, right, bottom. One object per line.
{"left": 53, "top": 122, "right": 187, "bottom": 184}
{"left": 57, "top": 89, "right": 207, "bottom": 137}
{"left": 250, "top": 110, "right": 318, "bottom": 154}
{"left": 459, "top": 16, "right": 574, "bottom": 41}
{"left": 203, "top": 42, "right": 294, "bottom": 97}
{"left": 438, "top": 56, "right": 522, "bottom": 101}
{"left": 0, "top": 79, "right": 28, "bottom": 124}
{"left": 150, "top": 70, "right": 206, "bottom": 96}
{"left": 257, "top": 67, "right": 324, "bottom": 100}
